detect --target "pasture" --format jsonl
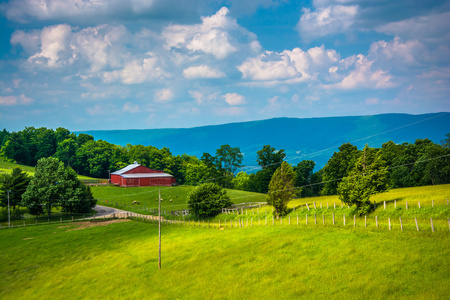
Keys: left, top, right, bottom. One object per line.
{"left": 0, "top": 219, "right": 449, "bottom": 299}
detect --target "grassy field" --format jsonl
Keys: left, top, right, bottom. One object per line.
{"left": 91, "top": 185, "right": 267, "bottom": 213}
{"left": 0, "top": 160, "right": 96, "bottom": 180}
{"left": 0, "top": 220, "right": 448, "bottom": 299}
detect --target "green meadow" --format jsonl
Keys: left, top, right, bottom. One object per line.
{"left": 91, "top": 185, "right": 267, "bottom": 213}
{"left": 0, "top": 220, "right": 449, "bottom": 299}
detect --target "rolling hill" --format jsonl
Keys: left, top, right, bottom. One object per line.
{"left": 80, "top": 112, "right": 450, "bottom": 171}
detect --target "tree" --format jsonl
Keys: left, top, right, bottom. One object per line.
{"left": 22, "top": 157, "right": 97, "bottom": 216}
{"left": 232, "top": 171, "right": 251, "bottom": 190}
{"left": 337, "top": 145, "right": 390, "bottom": 215}
{"left": 187, "top": 183, "right": 232, "bottom": 218}
{"left": 250, "top": 145, "right": 286, "bottom": 193}
{"left": 267, "top": 161, "right": 296, "bottom": 218}
{"left": 293, "top": 160, "right": 315, "bottom": 197}
{"left": 322, "top": 143, "right": 360, "bottom": 195}
{"left": 215, "top": 144, "right": 244, "bottom": 174}
{"left": 0, "top": 167, "right": 31, "bottom": 210}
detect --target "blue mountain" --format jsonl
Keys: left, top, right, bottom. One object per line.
{"left": 80, "top": 113, "right": 450, "bottom": 172}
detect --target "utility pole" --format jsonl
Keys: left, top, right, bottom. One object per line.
{"left": 158, "top": 189, "right": 161, "bottom": 270}
{"left": 7, "top": 190, "right": 11, "bottom": 228}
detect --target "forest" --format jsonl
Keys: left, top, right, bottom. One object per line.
{"left": 0, "top": 127, "right": 449, "bottom": 197}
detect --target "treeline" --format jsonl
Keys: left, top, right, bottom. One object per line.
{"left": 1, "top": 127, "right": 449, "bottom": 196}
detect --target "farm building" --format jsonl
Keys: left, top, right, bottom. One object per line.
{"left": 110, "top": 162, "right": 176, "bottom": 187}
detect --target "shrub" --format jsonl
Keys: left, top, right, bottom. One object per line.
{"left": 187, "top": 183, "right": 232, "bottom": 218}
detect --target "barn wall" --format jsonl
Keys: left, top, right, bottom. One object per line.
{"left": 111, "top": 174, "right": 121, "bottom": 185}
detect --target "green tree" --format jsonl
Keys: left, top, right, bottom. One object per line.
{"left": 55, "top": 138, "right": 77, "bottom": 167}
{"left": 0, "top": 167, "right": 31, "bottom": 210}
{"left": 337, "top": 145, "right": 390, "bottom": 215}
{"left": 232, "top": 171, "right": 251, "bottom": 190}
{"left": 293, "top": 160, "right": 315, "bottom": 197}
{"left": 249, "top": 145, "right": 286, "bottom": 193}
{"left": 22, "top": 157, "right": 97, "bottom": 216}
{"left": 322, "top": 143, "right": 361, "bottom": 195}
{"left": 187, "top": 183, "right": 232, "bottom": 218}
{"left": 267, "top": 161, "right": 296, "bottom": 218}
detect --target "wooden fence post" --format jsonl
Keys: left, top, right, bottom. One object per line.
{"left": 314, "top": 214, "right": 317, "bottom": 225}
{"left": 297, "top": 214, "right": 299, "bottom": 225}
{"left": 353, "top": 215, "right": 356, "bottom": 227}
{"left": 334, "top": 202, "right": 336, "bottom": 209}
{"left": 343, "top": 214, "right": 345, "bottom": 226}
{"left": 448, "top": 218, "right": 450, "bottom": 231}
{"left": 327, "top": 202, "right": 329, "bottom": 209}
{"left": 306, "top": 214, "right": 308, "bottom": 225}
{"left": 415, "top": 217, "right": 419, "bottom": 231}
{"left": 399, "top": 217, "right": 403, "bottom": 231}
{"left": 418, "top": 201, "right": 420, "bottom": 209}
{"left": 432, "top": 199, "right": 434, "bottom": 207}
{"left": 314, "top": 201, "right": 316, "bottom": 209}
{"left": 364, "top": 215, "right": 367, "bottom": 227}
{"left": 431, "top": 218, "right": 434, "bottom": 232}
{"left": 332, "top": 212, "right": 335, "bottom": 225}
{"left": 376, "top": 216, "right": 378, "bottom": 228}
{"left": 320, "top": 203, "right": 322, "bottom": 209}
{"left": 306, "top": 203, "right": 310, "bottom": 210}
{"left": 384, "top": 201, "right": 386, "bottom": 209}
{"left": 388, "top": 218, "right": 391, "bottom": 231}
{"left": 265, "top": 216, "right": 267, "bottom": 226}
{"left": 323, "top": 214, "right": 325, "bottom": 225}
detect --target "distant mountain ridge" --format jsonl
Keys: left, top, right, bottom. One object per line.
{"left": 79, "top": 113, "right": 450, "bottom": 172}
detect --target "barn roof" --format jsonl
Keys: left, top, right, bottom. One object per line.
{"left": 120, "top": 173, "right": 174, "bottom": 179}
{"left": 111, "top": 162, "right": 141, "bottom": 175}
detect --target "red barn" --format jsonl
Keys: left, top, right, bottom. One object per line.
{"left": 110, "top": 162, "right": 176, "bottom": 187}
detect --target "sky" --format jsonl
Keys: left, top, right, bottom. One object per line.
{"left": 0, "top": 0, "right": 449, "bottom": 132}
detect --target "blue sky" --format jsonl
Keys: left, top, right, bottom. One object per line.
{"left": 0, "top": 0, "right": 449, "bottom": 131}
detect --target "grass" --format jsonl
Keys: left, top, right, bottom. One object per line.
{"left": 0, "top": 220, "right": 449, "bottom": 299}
{"left": 91, "top": 185, "right": 267, "bottom": 214}
{"left": 0, "top": 160, "right": 96, "bottom": 180}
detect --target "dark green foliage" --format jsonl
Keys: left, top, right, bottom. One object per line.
{"left": 337, "top": 145, "right": 390, "bottom": 215}
{"left": 267, "top": 162, "right": 296, "bottom": 217}
{"left": 293, "top": 160, "right": 315, "bottom": 197}
{"left": 187, "top": 183, "right": 232, "bottom": 217}
{"left": 0, "top": 167, "right": 30, "bottom": 210}
{"left": 22, "top": 157, "right": 97, "bottom": 216}
{"left": 322, "top": 143, "right": 361, "bottom": 195}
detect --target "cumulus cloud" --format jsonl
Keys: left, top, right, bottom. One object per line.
{"left": 0, "top": 94, "right": 34, "bottom": 106}
{"left": 11, "top": 23, "right": 130, "bottom": 70}
{"left": 154, "top": 88, "right": 174, "bottom": 102}
{"left": 183, "top": 65, "right": 226, "bottom": 79}
{"left": 297, "top": 5, "right": 358, "bottom": 41}
{"left": 328, "top": 54, "right": 395, "bottom": 89}
{"left": 237, "top": 45, "right": 339, "bottom": 84}
{"left": 223, "top": 93, "right": 246, "bottom": 106}
{"left": 188, "top": 90, "right": 219, "bottom": 105}
{"left": 162, "top": 7, "right": 259, "bottom": 59}
{"left": 102, "top": 52, "right": 168, "bottom": 84}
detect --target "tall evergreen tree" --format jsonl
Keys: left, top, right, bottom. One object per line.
{"left": 267, "top": 161, "right": 296, "bottom": 218}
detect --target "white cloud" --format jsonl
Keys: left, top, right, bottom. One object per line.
{"left": 237, "top": 45, "right": 340, "bottom": 84}
{"left": 154, "top": 88, "right": 174, "bottom": 102}
{"left": 25, "top": 24, "right": 73, "bottom": 68}
{"left": 162, "top": 7, "right": 257, "bottom": 59}
{"left": 376, "top": 11, "right": 450, "bottom": 42}
{"left": 0, "top": 94, "right": 34, "bottom": 106}
{"left": 365, "top": 97, "right": 380, "bottom": 105}
{"left": 223, "top": 93, "right": 246, "bottom": 106}
{"left": 123, "top": 102, "right": 140, "bottom": 113}
{"left": 329, "top": 54, "right": 395, "bottom": 89}
{"left": 102, "top": 52, "right": 168, "bottom": 84}
{"left": 183, "top": 65, "right": 226, "bottom": 79}
{"left": 297, "top": 5, "right": 358, "bottom": 41}
{"left": 369, "top": 37, "right": 424, "bottom": 66}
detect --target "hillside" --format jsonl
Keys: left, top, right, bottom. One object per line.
{"left": 79, "top": 112, "right": 450, "bottom": 171}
